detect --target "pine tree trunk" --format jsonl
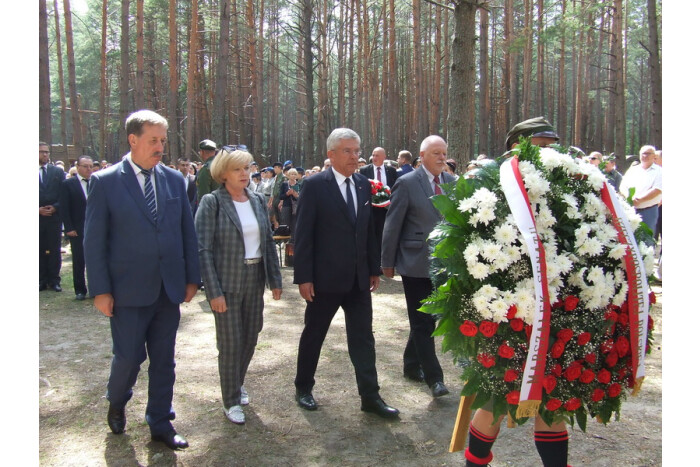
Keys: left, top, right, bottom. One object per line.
{"left": 135, "top": 0, "right": 145, "bottom": 109}
{"left": 557, "top": 0, "right": 567, "bottom": 142}
{"left": 612, "top": 0, "right": 626, "bottom": 159}
{"left": 185, "top": 0, "right": 198, "bottom": 158}
{"left": 646, "top": 0, "right": 662, "bottom": 147}
{"left": 39, "top": 0, "right": 52, "bottom": 144}
{"left": 118, "top": 0, "right": 130, "bottom": 156}
{"left": 478, "top": 6, "right": 489, "bottom": 155}
{"left": 99, "top": 0, "right": 108, "bottom": 159}
{"left": 53, "top": 0, "right": 68, "bottom": 148}
{"left": 522, "top": 0, "right": 532, "bottom": 117}
{"left": 167, "top": 0, "right": 180, "bottom": 161}
{"left": 63, "top": 0, "right": 83, "bottom": 153}
{"left": 213, "top": 0, "right": 231, "bottom": 145}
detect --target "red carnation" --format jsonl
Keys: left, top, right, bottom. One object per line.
{"left": 543, "top": 374, "right": 557, "bottom": 394}
{"left": 591, "top": 388, "right": 605, "bottom": 402}
{"left": 608, "top": 383, "right": 622, "bottom": 398}
{"left": 551, "top": 364, "right": 563, "bottom": 377}
{"left": 564, "top": 398, "right": 581, "bottom": 411}
{"left": 507, "top": 305, "right": 518, "bottom": 320}
{"left": 597, "top": 369, "right": 611, "bottom": 384}
{"left": 615, "top": 336, "right": 630, "bottom": 357}
{"left": 564, "top": 362, "right": 583, "bottom": 381}
{"left": 604, "top": 309, "right": 619, "bottom": 323}
{"left": 618, "top": 313, "right": 629, "bottom": 327}
{"left": 649, "top": 291, "right": 656, "bottom": 304}
{"left": 577, "top": 332, "right": 592, "bottom": 346}
{"left": 504, "top": 369, "right": 519, "bottom": 382}
{"left": 477, "top": 353, "right": 496, "bottom": 368}
{"left": 479, "top": 321, "right": 499, "bottom": 338}
{"left": 605, "top": 351, "right": 619, "bottom": 368}
{"left": 506, "top": 391, "right": 520, "bottom": 405}
{"left": 584, "top": 352, "right": 597, "bottom": 364}
{"left": 545, "top": 398, "right": 562, "bottom": 411}
{"left": 460, "top": 320, "right": 478, "bottom": 337}
{"left": 498, "top": 342, "right": 515, "bottom": 359}
{"left": 648, "top": 316, "right": 654, "bottom": 330}
{"left": 510, "top": 318, "right": 525, "bottom": 332}
{"left": 621, "top": 301, "right": 629, "bottom": 314}
{"left": 550, "top": 339, "right": 566, "bottom": 359}
{"left": 552, "top": 300, "right": 564, "bottom": 309}
{"left": 564, "top": 295, "right": 580, "bottom": 311}
{"left": 525, "top": 325, "right": 533, "bottom": 340}
{"left": 579, "top": 369, "right": 595, "bottom": 384}
{"left": 601, "top": 339, "right": 615, "bottom": 354}
{"left": 556, "top": 328, "right": 574, "bottom": 343}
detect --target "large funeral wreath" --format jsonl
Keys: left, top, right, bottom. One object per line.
{"left": 421, "top": 139, "right": 657, "bottom": 431}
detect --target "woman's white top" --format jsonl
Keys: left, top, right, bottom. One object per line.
{"left": 232, "top": 199, "right": 262, "bottom": 259}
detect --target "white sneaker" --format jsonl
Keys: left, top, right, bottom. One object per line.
{"left": 224, "top": 405, "right": 245, "bottom": 424}
{"left": 241, "top": 386, "right": 249, "bottom": 405}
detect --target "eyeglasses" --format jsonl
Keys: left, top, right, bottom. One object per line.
{"left": 221, "top": 144, "right": 248, "bottom": 152}
{"left": 335, "top": 148, "right": 362, "bottom": 157}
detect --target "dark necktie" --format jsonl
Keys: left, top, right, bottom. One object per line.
{"left": 41, "top": 166, "right": 47, "bottom": 185}
{"left": 141, "top": 168, "right": 157, "bottom": 221}
{"left": 345, "top": 178, "right": 356, "bottom": 224}
{"left": 377, "top": 166, "right": 382, "bottom": 183}
{"left": 82, "top": 178, "right": 89, "bottom": 195}
{"left": 433, "top": 175, "right": 442, "bottom": 195}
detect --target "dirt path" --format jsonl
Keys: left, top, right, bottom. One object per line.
{"left": 39, "top": 257, "right": 661, "bottom": 466}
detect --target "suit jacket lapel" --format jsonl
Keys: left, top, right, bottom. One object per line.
{"left": 416, "top": 168, "right": 434, "bottom": 199}
{"left": 153, "top": 165, "right": 169, "bottom": 224}
{"left": 352, "top": 173, "right": 368, "bottom": 224}
{"left": 217, "top": 189, "right": 243, "bottom": 235}
{"left": 120, "top": 160, "right": 156, "bottom": 225}
{"left": 325, "top": 170, "right": 355, "bottom": 226}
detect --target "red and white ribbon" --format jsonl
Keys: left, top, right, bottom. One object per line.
{"left": 599, "top": 181, "right": 650, "bottom": 386}
{"left": 500, "top": 156, "right": 551, "bottom": 417}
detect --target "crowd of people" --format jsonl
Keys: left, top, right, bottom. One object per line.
{"left": 40, "top": 111, "right": 661, "bottom": 465}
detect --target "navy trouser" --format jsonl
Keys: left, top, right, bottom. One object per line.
{"left": 107, "top": 284, "right": 180, "bottom": 435}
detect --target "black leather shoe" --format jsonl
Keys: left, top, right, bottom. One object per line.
{"left": 296, "top": 391, "right": 317, "bottom": 411}
{"left": 75, "top": 293, "right": 86, "bottom": 300}
{"left": 361, "top": 397, "right": 400, "bottom": 419}
{"left": 403, "top": 368, "right": 425, "bottom": 382}
{"left": 107, "top": 405, "right": 126, "bottom": 434}
{"left": 51, "top": 284, "right": 62, "bottom": 292}
{"left": 430, "top": 381, "right": 449, "bottom": 398}
{"left": 151, "top": 430, "right": 189, "bottom": 450}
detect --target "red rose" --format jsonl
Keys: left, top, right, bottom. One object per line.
{"left": 551, "top": 364, "right": 563, "bottom": 377}
{"left": 552, "top": 300, "right": 564, "bottom": 309}
{"left": 649, "top": 291, "right": 656, "bottom": 304}
{"left": 556, "top": 328, "right": 574, "bottom": 343}
{"left": 608, "top": 383, "right": 622, "bottom": 398}
{"left": 564, "top": 362, "right": 582, "bottom": 381}
{"left": 621, "top": 301, "right": 629, "bottom": 314}
{"left": 550, "top": 339, "right": 566, "bottom": 359}
{"left": 525, "top": 325, "right": 533, "bottom": 340}
{"left": 605, "top": 351, "right": 619, "bottom": 368}
{"left": 601, "top": 339, "right": 615, "bottom": 354}
{"left": 510, "top": 318, "right": 524, "bottom": 332}
{"left": 564, "top": 295, "right": 580, "bottom": 311}
{"left": 477, "top": 353, "right": 496, "bottom": 368}
{"left": 460, "top": 320, "right": 478, "bottom": 337}
{"left": 591, "top": 388, "right": 605, "bottom": 402}
{"left": 563, "top": 398, "right": 581, "bottom": 411}
{"left": 579, "top": 369, "right": 595, "bottom": 384}
{"left": 615, "top": 336, "right": 630, "bottom": 357}
{"left": 597, "top": 369, "right": 611, "bottom": 384}
{"left": 504, "top": 369, "right": 519, "bottom": 382}
{"left": 584, "top": 352, "right": 597, "bottom": 364}
{"left": 506, "top": 391, "right": 520, "bottom": 405}
{"left": 507, "top": 305, "right": 518, "bottom": 320}
{"left": 604, "top": 309, "right": 619, "bottom": 322}
{"left": 577, "top": 332, "right": 591, "bottom": 346}
{"left": 618, "top": 367, "right": 628, "bottom": 380}
{"left": 498, "top": 342, "right": 515, "bottom": 359}
{"left": 618, "top": 313, "right": 629, "bottom": 327}
{"left": 648, "top": 316, "right": 654, "bottom": 330}
{"left": 545, "top": 398, "right": 562, "bottom": 411}
{"left": 543, "top": 374, "right": 557, "bottom": 394}
{"left": 479, "top": 321, "right": 499, "bottom": 338}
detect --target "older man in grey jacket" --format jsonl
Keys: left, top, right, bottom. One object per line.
{"left": 381, "top": 135, "right": 454, "bottom": 398}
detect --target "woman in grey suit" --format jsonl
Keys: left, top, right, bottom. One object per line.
{"left": 195, "top": 148, "right": 283, "bottom": 425}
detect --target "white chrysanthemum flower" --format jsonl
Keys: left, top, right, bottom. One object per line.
{"left": 555, "top": 255, "right": 574, "bottom": 275}
{"left": 492, "top": 252, "right": 512, "bottom": 271}
{"left": 473, "top": 187, "right": 498, "bottom": 206}
{"left": 472, "top": 295, "right": 490, "bottom": 315}
{"left": 470, "top": 262, "right": 490, "bottom": 280}
{"left": 464, "top": 243, "right": 480, "bottom": 262}
{"left": 608, "top": 243, "right": 628, "bottom": 260}
{"left": 475, "top": 207, "right": 497, "bottom": 225}
{"left": 494, "top": 223, "right": 518, "bottom": 245}
{"left": 582, "top": 237, "right": 604, "bottom": 256}
{"left": 457, "top": 198, "right": 475, "bottom": 213}
{"left": 479, "top": 284, "right": 500, "bottom": 299}
{"left": 481, "top": 241, "right": 502, "bottom": 262}
{"left": 587, "top": 266, "right": 605, "bottom": 284}
{"left": 489, "top": 299, "right": 510, "bottom": 322}
{"left": 539, "top": 147, "right": 566, "bottom": 170}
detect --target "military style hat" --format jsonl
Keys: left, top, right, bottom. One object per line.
{"left": 505, "top": 117, "right": 559, "bottom": 151}
{"left": 199, "top": 139, "right": 217, "bottom": 150}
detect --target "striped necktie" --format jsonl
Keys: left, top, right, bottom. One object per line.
{"left": 141, "top": 168, "right": 157, "bottom": 221}
{"left": 433, "top": 175, "right": 442, "bottom": 195}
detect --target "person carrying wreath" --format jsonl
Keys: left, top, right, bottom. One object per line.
{"left": 194, "top": 148, "right": 283, "bottom": 425}
{"left": 465, "top": 117, "right": 570, "bottom": 467}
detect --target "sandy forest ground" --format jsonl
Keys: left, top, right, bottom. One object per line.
{"left": 39, "top": 250, "right": 662, "bottom": 466}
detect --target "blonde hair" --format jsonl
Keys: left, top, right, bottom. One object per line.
{"left": 210, "top": 149, "right": 253, "bottom": 184}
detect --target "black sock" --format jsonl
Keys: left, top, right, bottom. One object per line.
{"left": 534, "top": 430, "right": 569, "bottom": 467}
{"left": 465, "top": 424, "right": 497, "bottom": 466}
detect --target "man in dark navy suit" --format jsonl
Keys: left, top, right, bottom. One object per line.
{"left": 292, "top": 128, "right": 399, "bottom": 419}
{"left": 84, "top": 110, "right": 200, "bottom": 450}
{"left": 39, "top": 142, "right": 66, "bottom": 292}
{"left": 59, "top": 155, "right": 92, "bottom": 300}
{"left": 177, "top": 157, "right": 197, "bottom": 214}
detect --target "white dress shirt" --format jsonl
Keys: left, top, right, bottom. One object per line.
{"left": 126, "top": 154, "right": 158, "bottom": 209}
{"left": 332, "top": 167, "right": 357, "bottom": 214}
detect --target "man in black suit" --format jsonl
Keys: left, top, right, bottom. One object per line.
{"left": 293, "top": 128, "right": 400, "bottom": 419}
{"left": 39, "top": 142, "right": 66, "bottom": 292}
{"left": 359, "top": 147, "right": 397, "bottom": 258}
{"left": 59, "top": 155, "right": 92, "bottom": 300}
{"left": 177, "top": 157, "right": 197, "bottom": 214}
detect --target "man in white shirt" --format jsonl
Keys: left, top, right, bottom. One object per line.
{"left": 621, "top": 145, "right": 662, "bottom": 236}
